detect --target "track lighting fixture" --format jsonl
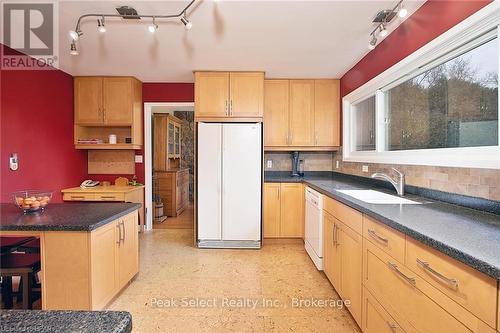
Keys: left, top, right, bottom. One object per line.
{"left": 70, "top": 41, "right": 79, "bottom": 56}
{"left": 367, "top": 0, "right": 406, "bottom": 51}
{"left": 180, "top": 14, "right": 192, "bottom": 30}
{"left": 97, "top": 17, "right": 106, "bottom": 33}
{"left": 398, "top": 4, "right": 408, "bottom": 18}
{"left": 379, "top": 24, "right": 388, "bottom": 37}
{"left": 148, "top": 17, "right": 158, "bottom": 33}
{"left": 69, "top": 29, "right": 82, "bottom": 41}
{"left": 368, "top": 34, "right": 377, "bottom": 50}
{"left": 69, "top": 0, "right": 195, "bottom": 55}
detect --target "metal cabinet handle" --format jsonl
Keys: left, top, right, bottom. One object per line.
{"left": 332, "top": 225, "right": 336, "bottom": 245}
{"left": 277, "top": 188, "right": 280, "bottom": 200}
{"left": 122, "top": 221, "right": 126, "bottom": 242}
{"left": 225, "top": 100, "right": 228, "bottom": 115}
{"left": 70, "top": 196, "right": 85, "bottom": 200}
{"left": 387, "top": 262, "right": 416, "bottom": 286}
{"left": 387, "top": 322, "right": 399, "bottom": 332}
{"left": 416, "top": 258, "right": 459, "bottom": 290}
{"left": 367, "top": 229, "right": 389, "bottom": 245}
{"left": 230, "top": 100, "right": 233, "bottom": 115}
{"left": 116, "top": 224, "right": 121, "bottom": 245}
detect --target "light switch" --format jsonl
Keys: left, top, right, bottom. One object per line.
{"left": 266, "top": 160, "right": 273, "bottom": 169}
{"left": 135, "top": 155, "right": 143, "bottom": 163}
{"left": 362, "top": 165, "right": 369, "bottom": 173}
{"left": 335, "top": 161, "right": 340, "bottom": 169}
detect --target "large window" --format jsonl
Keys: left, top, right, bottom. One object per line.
{"left": 344, "top": 4, "right": 500, "bottom": 169}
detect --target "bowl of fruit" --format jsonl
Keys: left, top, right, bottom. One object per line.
{"left": 12, "top": 190, "right": 52, "bottom": 213}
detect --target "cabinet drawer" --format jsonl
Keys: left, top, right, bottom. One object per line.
{"left": 63, "top": 193, "right": 95, "bottom": 201}
{"left": 363, "top": 240, "right": 495, "bottom": 333}
{"left": 363, "top": 215, "right": 406, "bottom": 263}
{"left": 362, "top": 287, "right": 407, "bottom": 333}
{"left": 95, "top": 193, "right": 125, "bottom": 201}
{"left": 406, "top": 238, "right": 497, "bottom": 327}
{"left": 323, "top": 197, "right": 362, "bottom": 234}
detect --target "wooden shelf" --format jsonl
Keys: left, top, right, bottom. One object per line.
{"left": 75, "top": 143, "right": 142, "bottom": 150}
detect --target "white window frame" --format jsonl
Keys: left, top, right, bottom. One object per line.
{"left": 343, "top": 2, "right": 500, "bottom": 169}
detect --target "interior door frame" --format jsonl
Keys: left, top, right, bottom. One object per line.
{"left": 144, "top": 102, "right": 195, "bottom": 231}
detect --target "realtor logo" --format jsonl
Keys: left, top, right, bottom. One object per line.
{"left": 1, "top": 1, "right": 58, "bottom": 69}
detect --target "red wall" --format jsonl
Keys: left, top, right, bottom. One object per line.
{"left": 1, "top": 47, "right": 87, "bottom": 203}
{"left": 340, "top": 0, "right": 492, "bottom": 97}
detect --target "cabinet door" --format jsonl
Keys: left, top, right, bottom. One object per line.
{"left": 339, "top": 223, "right": 363, "bottom": 326}
{"left": 323, "top": 212, "right": 341, "bottom": 292}
{"left": 74, "top": 77, "right": 103, "bottom": 124}
{"left": 280, "top": 183, "right": 303, "bottom": 238}
{"left": 314, "top": 80, "right": 340, "bottom": 147}
{"left": 103, "top": 78, "right": 133, "bottom": 125}
{"left": 263, "top": 183, "right": 280, "bottom": 238}
{"left": 362, "top": 287, "right": 405, "bottom": 333}
{"left": 264, "top": 80, "right": 289, "bottom": 146}
{"left": 195, "top": 72, "right": 230, "bottom": 118}
{"left": 153, "top": 116, "right": 167, "bottom": 171}
{"left": 229, "top": 72, "right": 264, "bottom": 117}
{"left": 289, "top": 80, "right": 315, "bottom": 146}
{"left": 90, "top": 221, "right": 118, "bottom": 309}
{"left": 118, "top": 212, "right": 139, "bottom": 288}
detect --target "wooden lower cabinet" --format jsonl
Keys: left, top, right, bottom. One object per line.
{"left": 263, "top": 182, "right": 303, "bottom": 238}
{"left": 362, "top": 287, "right": 405, "bottom": 333}
{"left": 323, "top": 208, "right": 362, "bottom": 326}
{"left": 363, "top": 240, "right": 494, "bottom": 333}
{"left": 155, "top": 169, "right": 189, "bottom": 217}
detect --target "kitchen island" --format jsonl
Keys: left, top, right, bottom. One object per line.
{"left": 0, "top": 203, "right": 140, "bottom": 310}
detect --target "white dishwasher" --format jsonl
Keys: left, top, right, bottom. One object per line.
{"left": 305, "top": 186, "right": 323, "bottom": 270}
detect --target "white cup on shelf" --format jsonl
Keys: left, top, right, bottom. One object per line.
{"left": 109, "top": 134, "right": 117, "bottom": 144}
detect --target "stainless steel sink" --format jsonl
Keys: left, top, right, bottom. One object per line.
{"left": 336, "top": 190, "right": 420, "bottom": 205}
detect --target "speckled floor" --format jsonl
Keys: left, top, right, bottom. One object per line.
{"left": 108, "top": 229, "right": 361, "bottom": 333}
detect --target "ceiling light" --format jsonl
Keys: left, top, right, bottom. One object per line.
{"left": 180, "top": 15, "right": 192, "bottom": 30}
{"left": 69, "top": 30, "right": 81, "bottom": 41}
{"left": 379, "top": 24, "right": 388, "bottom": 37}
{"left": 70, "top": 41, "right": 79, "bottom": 56}
{"left": 398, "top": 5, "right": 408, "bottom": 18}
{"left": 368, "top": 34, "right": 377, "bottom": 50}
{"left": 97, "top": 17, "right": 106, "bottom": 33}
{"left": 148, "top": 17, "right": 158, "bottom": 33}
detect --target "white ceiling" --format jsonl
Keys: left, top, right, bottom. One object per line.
{"left": 58, "top": 0, "right": 425, "bottom": 82}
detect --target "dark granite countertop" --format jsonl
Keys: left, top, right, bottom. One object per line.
{"left": 265, "top": 171, "right": 500, "bottom": 279}
{"left": 0, "top": 310, "right": 131, "bottom": 333}
{"left": 0, "top": 203, "right": 141, "bottom": 231}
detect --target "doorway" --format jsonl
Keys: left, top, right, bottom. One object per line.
{"left": 144, "top": 102, "right": 195, "bottom": 231}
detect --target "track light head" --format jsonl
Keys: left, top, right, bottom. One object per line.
{"left": 97, "top": 17, "right": 106, "bottom": 33}
{"left": 180, "top": 15, "right": 192, "bottom": 30}
{"left": 379, "top": 24, "right": 388, "bottom": 37}
{"left": 368, "top": 34, "right": 377, "bottom": 50}
{"left": 398, "top": 5, "right": 408, "bottom": 18}
{"left": 69, "top": 29, "right": 82, "bottom": 41}
{"left": 70, "top": 41, "right": 79, "bottom": 55}
{"left": 148, "top": 17, "right": 158, "bottom": 33}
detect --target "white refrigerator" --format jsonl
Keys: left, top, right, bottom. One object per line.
{"left": 197, "top": 122, "right": 262, "bottom": 249}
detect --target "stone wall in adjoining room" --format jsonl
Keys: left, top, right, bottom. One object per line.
{"left": 173, "top": 111, "right": 194, "bottom": 202}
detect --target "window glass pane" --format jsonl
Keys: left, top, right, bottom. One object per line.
{"left": 386, "top": 37, "right": 498, "bottom": 151}
{"left": 353, "top": 96, "right": 376, "bottom": 151}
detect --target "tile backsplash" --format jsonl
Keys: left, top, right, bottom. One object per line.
{"left": 332, "top": 148, "right": 500, "bottom": 201}
{"left": 265, "top": 149, "right": 500, "bottom": 201}
{"left": 264, "top": 152, "right": 333, "bottom": 171}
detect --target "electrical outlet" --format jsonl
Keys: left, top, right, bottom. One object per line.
{"left": 135, "top": 155, "right": 143, "bottom": 163}
{"left": 362, "top": 165, "right": 369, "bottom": 173}
{"left": 335, "top": 161, "right": 340, "bottom": 169}
{"left": 266, "top": 160, "right": 273, "bottom": 169}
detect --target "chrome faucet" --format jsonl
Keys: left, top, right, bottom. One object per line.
{"left": 371, "top": 168, "right": 405, "bottom": 196}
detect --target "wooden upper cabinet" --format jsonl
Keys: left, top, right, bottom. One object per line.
{"left": 314, "top": 80, "right": 340, "bottom": 147}
{"left": 289, "top": 80, "right": 315, "bottom": 146}
{"left": 264, "top": 80, "right": 289, "bottom": 146}
{"left": 195, "top": 72, "right": 230, "bottom": 118}
{"left": 229, "top": 72, "right": 264, "bottom": 117}
{"left": 75, "top": 77, "right": 103, "bottom": 125}
{"left": 103, "top": 78, "right": 134, "bottom": 125}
